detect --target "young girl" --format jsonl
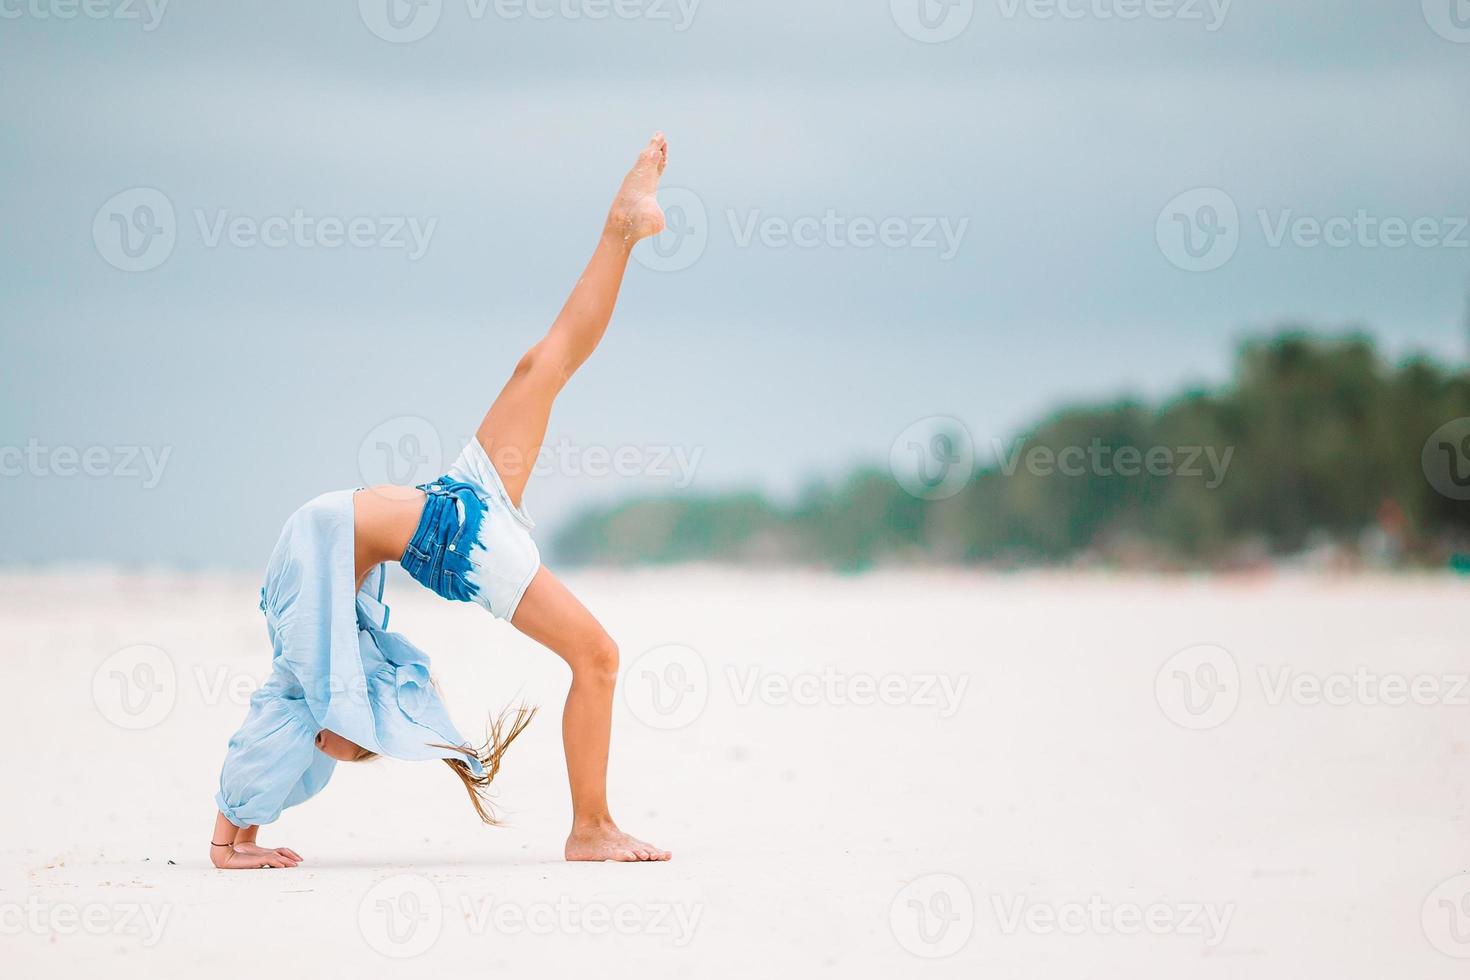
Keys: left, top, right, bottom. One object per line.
{"left": 209, "top": 134, "right": 674, "bottom": 869}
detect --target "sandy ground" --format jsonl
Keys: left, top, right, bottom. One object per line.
{"left": 2, "top": 566, "right": 1467, "bottom": 977}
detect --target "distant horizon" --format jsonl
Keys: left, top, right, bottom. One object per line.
{"left": 4, "top": 317, "right": 1467, "bottom": 570}
{"left": 20, "top": 322, "right": 1467, "bottom": 574}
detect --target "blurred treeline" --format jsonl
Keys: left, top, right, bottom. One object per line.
{"left": 553, "top": 331, "right": 1470, "bottom": 570}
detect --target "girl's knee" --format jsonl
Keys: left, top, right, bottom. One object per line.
{"left": 575, "top": 632, "right": 619, "bottom": 682}
{"left": 514, "top": 341, "right": 573, "bottom": 390}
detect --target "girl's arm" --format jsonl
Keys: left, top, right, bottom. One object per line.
{"left": 208, "top": 811, "right": 302, "bottom": 869}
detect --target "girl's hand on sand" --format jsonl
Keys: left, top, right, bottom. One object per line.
{"left": 212, "top": 843, "right": 302, "bottom": 869}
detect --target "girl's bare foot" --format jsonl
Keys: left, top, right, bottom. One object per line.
{"left": 605, "top": 132, "right": 669, "bottom": 246}
{"left": 565, "top": 821, "right": 672, "bottom": 862}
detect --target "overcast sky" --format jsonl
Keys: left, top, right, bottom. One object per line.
{"left": 3, "top": 0, "right": 1468, "bottom": 567}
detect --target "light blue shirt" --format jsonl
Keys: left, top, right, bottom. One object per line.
{"left": 216, "top": 490, "right": 483, "bottom": 827}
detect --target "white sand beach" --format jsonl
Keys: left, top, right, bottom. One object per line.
{"left": 3, "top": 567, "right": 1466, "bottom": 977}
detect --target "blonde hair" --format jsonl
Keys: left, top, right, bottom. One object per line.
{"left": 351, "top": 702, "right": 538, "bottom": 826}
{"left": 435, "top": 703, "right": 538, "bottom": 825}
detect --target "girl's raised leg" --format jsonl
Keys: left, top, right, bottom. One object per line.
{"left": 474, "top": 132, "right": 668, "bottom": 510}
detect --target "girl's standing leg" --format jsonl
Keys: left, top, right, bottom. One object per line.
{"left": 480, "top": 133, "right": 671, "bottom": 861}
{"left": 513, "top": 567, "right": 670, "bottom": 861}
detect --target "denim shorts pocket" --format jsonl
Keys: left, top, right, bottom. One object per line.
{"left": 447, "top": 490, "right": 488, "bottom": 555}
{"left": 446, "top": 509, "right": 471, "bottom": 556}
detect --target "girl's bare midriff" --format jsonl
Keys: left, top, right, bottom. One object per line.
{"left": 352, "top": 485, "right": 427, "bottom": 589}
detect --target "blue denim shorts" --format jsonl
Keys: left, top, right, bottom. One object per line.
{"left": 399, "top": 440, "right": 541, "bottom": 620}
